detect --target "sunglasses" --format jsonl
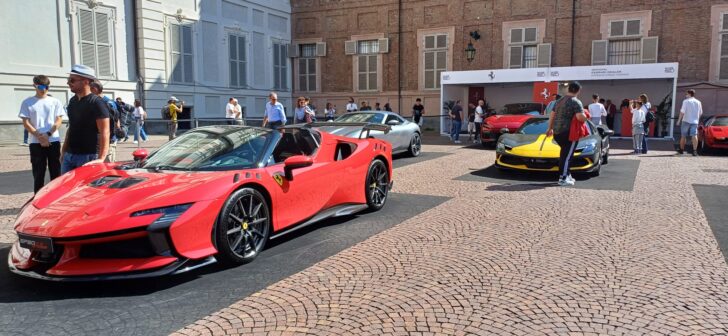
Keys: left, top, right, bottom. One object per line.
{"left": 66, "top": 77, "right": 84, "bottom": 84}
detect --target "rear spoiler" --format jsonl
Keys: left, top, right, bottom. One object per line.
{"left": 308, "top": 122, "right": 391, "bottom": 139}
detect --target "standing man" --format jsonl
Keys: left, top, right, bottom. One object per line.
{"left": 115, "top": 97, "right": 133, "bottom": 142}
{"left": 605, "top": 99, "right": 617, "bottom": 130}
{"left": 262, "top": 92, "right": 286, "bottom": 129}
{"left": 473, "top": 99, "right": 485, "bottom": 144}
{"left": 346, "top": 97, "right": 358, "bottom": 112}
{"left": 18, "top": 75, "right": 65, "bottom": 193}
{"left": 90, "top": 81, "right": 119, "bottom": 162}
{"left": 546, "top": 81, "right": 586, "bottom": 186}
{"left": 678, "top": 89, "right": 703, "bottom": 156}
{"left": 412, "top": 98, "right": 425, "bottom": 126}
{"left": 61, "top": 65, "right": 110, "bottom": 174}
{"left": 234, "top": 99, "right": 245, "bottom": 125}
{"left": 587, "top": 94, "right": 607, "bottom": 125}
{"left": 168, "top": 96, "right": 183, "bottom": 140}
{"left": 449, "top": 100, "right": 463, "bottom": 144}
{"left": 226, "top": 97, "right": 239, "bottom": 125}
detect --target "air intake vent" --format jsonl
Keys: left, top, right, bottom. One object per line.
{"left": 89, "top": 176, "right": 122, "bottom": 187}
{"left": 108, "top": 177, "right": 147, "bottom": 189}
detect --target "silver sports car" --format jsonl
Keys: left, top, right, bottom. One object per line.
{"left": 324, "top": 112, "right": 422, "bottom": 157}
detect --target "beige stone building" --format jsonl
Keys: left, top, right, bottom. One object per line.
{"left": 291, "top": 0, "right": 728, "bottom": 127}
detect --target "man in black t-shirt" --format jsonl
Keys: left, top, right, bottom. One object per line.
{"left": 61, "top": 65, "right": 110, "bottom": 174}
{"left": 412, "top": 98, "right": 424, "bottom": 126}
{"left": 449, "top": 100, "right": 463, "bottom": 143}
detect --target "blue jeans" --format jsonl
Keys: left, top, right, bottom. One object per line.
{"left": 133, "top": 118, "right": 148, "bottom": 141}
{"left": 23, "top": 128, "right": 28, "bottom": 144}
{"left": 451, "top": 120, "right": 462, "bottom": 141}
{"left": 641, "top": 122, "right": 649, "bottom": 153}
{"left": 61, "top": 152, "right": 98, "bottom": 174}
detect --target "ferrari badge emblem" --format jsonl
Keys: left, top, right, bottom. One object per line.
{"left": 273, "top": 174, "right": 284, "bottom": 187}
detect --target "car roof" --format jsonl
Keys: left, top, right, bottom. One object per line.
{"left": 342, "top": 111, "right": 401, "bottom": 116}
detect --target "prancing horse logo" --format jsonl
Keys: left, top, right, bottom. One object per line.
{"left": 272, "top": 174, "right": 284, "bottom": 187}
{"left": 488, "top": 71, "right": 495, "bottom": 80}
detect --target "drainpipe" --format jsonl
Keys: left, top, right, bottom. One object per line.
{"left": 397, "top": 0, "right": 402, "bottom": 114}
{"left": 131, "top": 0, "right": 144, "bottom": 103}
{"left": 570, "top": 0, "right": 576, "bottom": 66}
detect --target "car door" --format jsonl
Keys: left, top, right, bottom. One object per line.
{"left": 384, "top": 114, "right": 408, "bottom": 151}
{"left": 263, "top": 130, "right": 334, "bottom": 231}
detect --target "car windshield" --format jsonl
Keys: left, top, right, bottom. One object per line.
{"left": 335, "top": 113, "right": 385, "bottom": 124}
{"left": 142, "top": 127, "right": 272, "bottom": 171}
{"left": 712, "top": 117, "right": 728, "bottom": 126}
{"left": 517, "top": 119, "right": 550, "bottom": 135}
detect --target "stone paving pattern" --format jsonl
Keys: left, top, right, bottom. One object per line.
{"left": 2, "top": 136, "right": 728, "bottom": 335}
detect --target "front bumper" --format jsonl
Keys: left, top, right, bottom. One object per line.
{"left": 495, "top": 152, "right": 597, "bottom": 172}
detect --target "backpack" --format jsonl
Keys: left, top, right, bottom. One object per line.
{"left": 645, "top": 110, "right": 655, "bottom": 123}
{"left": 161, "top": 105, "right": 171, "bottom": 120}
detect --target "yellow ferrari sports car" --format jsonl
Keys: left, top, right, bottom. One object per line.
{"left": 495, "top": 116, "right": 613, "bottom": 176}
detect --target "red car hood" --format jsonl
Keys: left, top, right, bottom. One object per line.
{"left": 485, "top": 114, "right": 533, "bottom": 130}
{"left": 15, "top": 163, "right": 235, "bottom": 238}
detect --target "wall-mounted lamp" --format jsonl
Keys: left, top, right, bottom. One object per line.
{"left": 465, "top": 31, "right": 480, "bottom": 63}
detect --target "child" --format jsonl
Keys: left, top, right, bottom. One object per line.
{"left": 631, "top": 100, "right": 645, "bottom": 154}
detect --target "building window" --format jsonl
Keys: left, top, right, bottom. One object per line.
{"left": 720, "top": 13, "right": 728, "bottom": 80}
{"left": 272, "top": 42, "right": 288, "bottom": 90}
{"left": 357, "top": 40, "right": 378, "bottom": 91}
{"left": 77, "top": 4, "right": 115, "bottom": 78}
{"left": 229, "top": 34, "right": 247, "bottom": 88}
{"left": 607, "top": 19, "right": 641, "bottom": 65}
{"left": 169, "top": 23, "right": 193, "bottom": 83}
{"left": 509, "top": 27, "right": 537, "bottom": 69}
{"left": 298, "top": 44, "right": 316, "bottom": 92}
{"left": 424, "top": 34, "right": 447, "bottom": 89}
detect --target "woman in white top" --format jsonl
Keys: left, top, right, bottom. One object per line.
{"left": 638, "top": 94, "right": 651, "bottom": 153}
{"left": 324, "top": 102, "right": 336, "bottom": 121}
{"left": 133, "top": 99, "right": 147, "bottom": 143}
{"left": 631, "top": 100, "right": 645, "bottom": 154}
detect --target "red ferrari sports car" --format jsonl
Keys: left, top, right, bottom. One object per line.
{"left": 9, "top": 123, "right": 393, "bottom": 281}
{"left": 698, "top": 114, "right": 728, "bottom": 152}
{"left": 481, "top": 114, "right": 535, "bottom": 146}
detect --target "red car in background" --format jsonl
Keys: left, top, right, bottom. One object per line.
{"left": 480, "top": 103, "right": 543, "bottom": 147}
{"left": 699, "top": 114, "right": 728, "bottom": 153}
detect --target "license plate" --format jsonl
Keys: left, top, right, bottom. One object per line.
{"left": 531, "top": 159, "right": 549, "bottom": 163}
{"left": 18, "top": 234, "right": 54, "bottom": 253}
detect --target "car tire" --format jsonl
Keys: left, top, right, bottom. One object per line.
{"left": 408, "top": 132, "right": 422, "bottom": 157}
{"left": 365, "top": 159, "right": 389, "bottom": 211}
{"left": 214, "top": 187, "right": 271, "bottom": 265}
{"left": 589, "top": 158, "right": 601, "bottom": 177}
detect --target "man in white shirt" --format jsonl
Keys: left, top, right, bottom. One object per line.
{"left": 678, "top": 89, "right": 703, "bottom": 156}
{"left": 587, "top": 94, "right": 607, "bottom": 125}
{"left": 473, "top": 99, "right": 485, "bottom": 143}
{"left": 346, "top": 97, "right": 358, "bottom": 113}
{"left": 225, "top": 97, "right": 240, "bottom": 125}
{"left": 18, "top": 75, "right": 66, "bottom": 193}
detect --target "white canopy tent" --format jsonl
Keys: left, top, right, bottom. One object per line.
{"left": 440, "top": 62, "right": 679, "bottom": 139}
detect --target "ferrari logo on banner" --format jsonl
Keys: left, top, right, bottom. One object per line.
{"left": 533, "top": 82, "right": 559, "bottom": 106}
{"left": 272, "top": 174, "right": 284, "bottom": 187}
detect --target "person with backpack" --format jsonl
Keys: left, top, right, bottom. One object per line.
{"left": 90, "top": 81, "right": 121, "bottom": 162}
{"left": 639, "top": 94, "right": 653, "bottom": 154}
{"left": 115, "top": 97, "right": 134, "bottom": 142}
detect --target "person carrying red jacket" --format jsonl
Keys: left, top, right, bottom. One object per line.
{"left": 546, "top": 81, "right": 587, "bottom": 187}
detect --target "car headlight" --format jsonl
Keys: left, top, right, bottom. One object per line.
{"left": 131, "top": 203, "right": 193, "bottom": 217}
{"left": 496, "top": 142, "right": 506, "bottom": 153}
{"left": 576, "top": 142, "right": 596, "bottom": 154}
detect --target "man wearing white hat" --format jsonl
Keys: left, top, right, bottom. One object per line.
{"left": 61, "top": 64, "right": 110, "bottom": 174}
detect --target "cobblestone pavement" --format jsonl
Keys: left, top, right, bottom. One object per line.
{"left": 2, "top": 136, "right": 728, "bottom": 335}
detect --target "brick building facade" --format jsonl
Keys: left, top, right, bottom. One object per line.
{"left": 291, "top": 0, "right": 728, "bottom": 124}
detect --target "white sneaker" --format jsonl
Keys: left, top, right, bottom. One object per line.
{"left": 558, "top": 178, "right": 575, "bottom": 186}
{"left": 566, "top": 174, "right": 575, "bottom": 183}
{"left": 454, "top": 140, "right": 461, "bottom": 144}
{"left": 133, "top": 141, "right": 138, "bottom": 144}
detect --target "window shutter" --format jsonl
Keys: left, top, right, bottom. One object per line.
{"left": 345, "top": 40, "right": 356, "bottom": 55}
{"left": 510, "top": 28, "right": 523, "bottom": 43}
{"left": 536, "top": 43, "right": 551, "bottom": 67}
{"left": 524, "top": 28, "right": 537, "bottom": 43}
{"left": 182, "top": 26, "right": 193, "bottom": 83}
{"left": 591, "top": 40, "right": 608, "bottom": 65}
{"left": 720, "top": 34, "right": 728, "bottom": 79}
{"left": 723, "top": 13, "right": 728, "bottom": 31}
{"left": 79, "top": 9, "right": 96, "bottom": 71}
{"left": 640, "top": 36, "right": 658, "bottom": 63}
{"left": 626, "top": 20, "right": 641, "bottom": 36}
{"left": 610, "top": 21, "right": 624, "bottom": 37}
{"left": 509, "top": 45, "right": 522, "bottom": 69}
{"left": 315, "top": 42, "right": 326, "bottom": 56}
{"left": 94, "top": 11, "right": 112, "bottom": 77}
{"left": 378, "top": 38, "right": 389, "bottom": 53}
{"left": 288, "top": 43, "right": 299, "bottom": 58}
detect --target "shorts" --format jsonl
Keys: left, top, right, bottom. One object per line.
{"left": 681, "top": 122, "right": 698, "bottom": 137}
{"left": 467, "top": 122, "right": 475, "bottom": 132}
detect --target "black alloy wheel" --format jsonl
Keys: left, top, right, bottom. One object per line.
{"left": 365, "top": 159, "right": 389, "bottom": 211}
{"left": 409, "top": 133, "right": 422, "bottom": 157}
{"left": 215, "top": 188, "right": 270, "bottom": 264}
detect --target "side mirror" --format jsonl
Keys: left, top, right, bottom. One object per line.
{"left": 283, "top": 155, "right": 313, "bottom": 180}
{"left": 597, "top": 127, "right": 614, "bottom": 137}
{"left": 132, "top": 148, "right": 149, "bottom": 161}
{"left": 500, "top": 127, "right": 509, "bottom": 134}
{"left": 386, "top": 119, "right": 400, "bottom": 126}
